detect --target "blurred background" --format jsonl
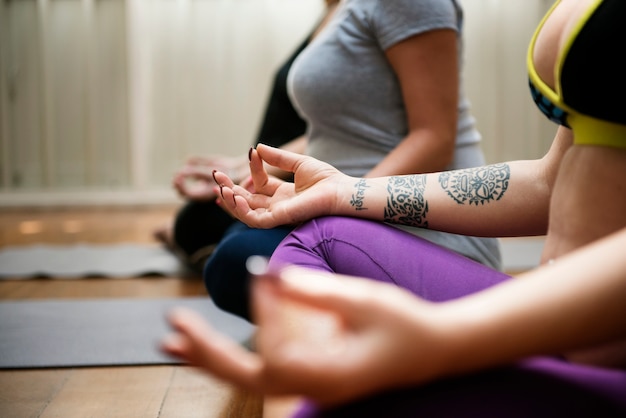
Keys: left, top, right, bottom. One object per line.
{"left": 0, "top": 0, "right": 555, "bottom": 207}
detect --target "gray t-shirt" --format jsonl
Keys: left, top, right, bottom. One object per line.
{"left": 287, "top": 0, "right": 502, "bottom": 270}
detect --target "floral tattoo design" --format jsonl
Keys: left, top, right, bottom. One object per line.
{"left": 384, "top": 175, "right": 428, "bottom": 227}
{"left": 438, "top": 164, "right": 510, "bottom": 205}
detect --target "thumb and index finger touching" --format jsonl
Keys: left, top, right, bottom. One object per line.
{"left": 212, "top": 144, "right": 292, "bottom": 194}
{"left": 255, "top": 144, "right": 305, "bottom": 173}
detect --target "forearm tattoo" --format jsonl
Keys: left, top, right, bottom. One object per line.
{"left": 438, "top": 164, "right": 510, "bottom": 205}
{"left": 350, "top": 178, "right": 370, "bottom": 211}
{"left": 383, "top": 175, "right": 428, "bottom": 227}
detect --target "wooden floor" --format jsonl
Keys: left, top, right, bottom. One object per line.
{"left": 0, "top": 205, "right": 266, "bottom": 418}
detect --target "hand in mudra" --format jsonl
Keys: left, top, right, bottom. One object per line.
{"left": 213, "top": 144, "right": 348, "bottom": 228}
{"left": 162, "top": 263, "right": 445, "bottom": 406}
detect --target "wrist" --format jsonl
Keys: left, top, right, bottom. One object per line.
{"left": 423, "top": 299, "right": 508, "bottom": 381}
{"left": 334, "top": 176, "right": 389, "bottom": 221}
{"left": 361, "top": 290, "right": 456, "bottom": 391}
{"left": 401, "top": 301, "right": 459, "bottom": 385}
{"left": 379, "top": 296, "right": 492, "bottom": 389}
{"left": 334, "top": 176, "right": 361, "bottom": 216}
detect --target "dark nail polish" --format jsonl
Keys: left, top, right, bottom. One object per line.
{"left": 248, "top": 147, "right": 253, "bottom": 161}
{"left": 219, "top": 184, "right": 224, "bottom": 199}
{"left": 212, "top": 169, "right": 218, "bottom": 183}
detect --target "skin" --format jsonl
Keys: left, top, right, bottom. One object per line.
{"left": 155, "top": 1, "right": 337, "bottom": 242}
{"left": 162, "top": 0, "right": 626, "bottom": 408}
{"left": 367, "top": 27, "right": 458, "bottom": 177}
{"left": 214, "top": 1, "right": 464, "bottom": 215}
{"left": 162, "top": 229, "right": 626, "bottom": 406}
{"left": 162, "top": 0, "right": 458, "bottom": 235}
{"left": 177, "top": 0, "right": 461, "bottom": 198}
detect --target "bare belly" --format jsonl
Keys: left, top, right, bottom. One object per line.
{"left": 542, "top": 145, "right": 626, "bottom": 368}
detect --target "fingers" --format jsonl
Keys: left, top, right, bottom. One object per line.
{"left": 240, "top": 176, "right": 255, "bottom": 193}
{"left": 215, "top": 171, "right": 261, "bottom": 196}
{"left": 226, "top": 195, "right": 278, "bottom": 229}
{"left": 251, "top": 268, "right": 352, "bottom": 386}
{"left": 212, "top": 170, "right": 236, "bottom": 189}
{"left": 256, "top": 144, "right": 307, "bottom": 174}
{"left": 251, "top": 274, "right": 290, "bottom": 356}
{"left": 212, "top": 171, "right": 250, "bottom": 216}
{"left": 217, "top": 186, "right": 243, "bottom": 221}
{"left": 269, "top": 267, "right": 394, "bottom": 324}
{"left": 162, "top": 307, "right": 263, "bottom": 391}
{"left": 209, "top": 149, "right": 268, "bottom": 193}
{"left": 249, "top": 148, "right": 272, "bottom": 193}
{"left": 216, "top": 177, "right": 273, "bottom": 214}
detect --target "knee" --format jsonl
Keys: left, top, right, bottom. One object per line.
{"left": 270, "top": 217, "right": 350, "bottom": 271}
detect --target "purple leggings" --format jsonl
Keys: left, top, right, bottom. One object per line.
{"left": 269, "top": 217, "right": 626, "bottom": 417}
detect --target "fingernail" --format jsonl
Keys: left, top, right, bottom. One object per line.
{"left": 212, "top": 169, "right": 218, "bottom": 183}
{"left": 219, "top": 184, "right": 224, "bottom": 199}
{"left": 248, "top": 147, "right": 253, "bottom": 161}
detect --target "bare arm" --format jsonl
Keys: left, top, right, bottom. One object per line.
{"left": 335, "top": 126, "right": 571, "bottom": 237}
{"left": 215, "top": 127, "right": 571, "bottom": 236}
{"left": 162, "top": 226, "right": 626, "bottom": 405}
{"left": 429, "top": 226, "right": 626, "bottom": 377}
{"left": 365, "top": 29, "right": 459, "bottom": 177}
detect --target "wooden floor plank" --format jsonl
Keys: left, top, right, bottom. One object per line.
{"left": 159, "top": 367, "right": 263, "bottom": 418}
{"left": 0, "top": 206, "right": 178, "bottom": 247}
{"left": 220, "top": 389, "right": 265, "bottom": 418}
{"left": 0, "top": 278, "right": 206, "bottom": 300}
{"left": 0, "top": 369, "right": 73, "bottom": 418}
{"left": 39, "top": 367, "right": 172, "bottom": 418}
{"left": 0, "top": 206, "right": 265, "bottom": 418}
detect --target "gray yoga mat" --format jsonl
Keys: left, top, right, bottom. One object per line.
{"left": 0, "top": 243, "right": 187, "bottom": 279}
{"left": 0, "top": 297, "right": 255, "bottom": 369}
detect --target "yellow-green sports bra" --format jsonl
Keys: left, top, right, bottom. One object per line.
{"left": 527, "top": 0, "right": 626, "bottom": 149}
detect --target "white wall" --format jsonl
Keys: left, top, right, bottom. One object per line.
{"left": 0, "top": 0, "right": 555, "bottom": 206}
{"left": 463, "top": 0, "right": 555, "bottom": 163}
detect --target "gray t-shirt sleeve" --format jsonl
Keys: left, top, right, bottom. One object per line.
{"left": 374, "top": 0, "right": 460, "bottom": 50}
